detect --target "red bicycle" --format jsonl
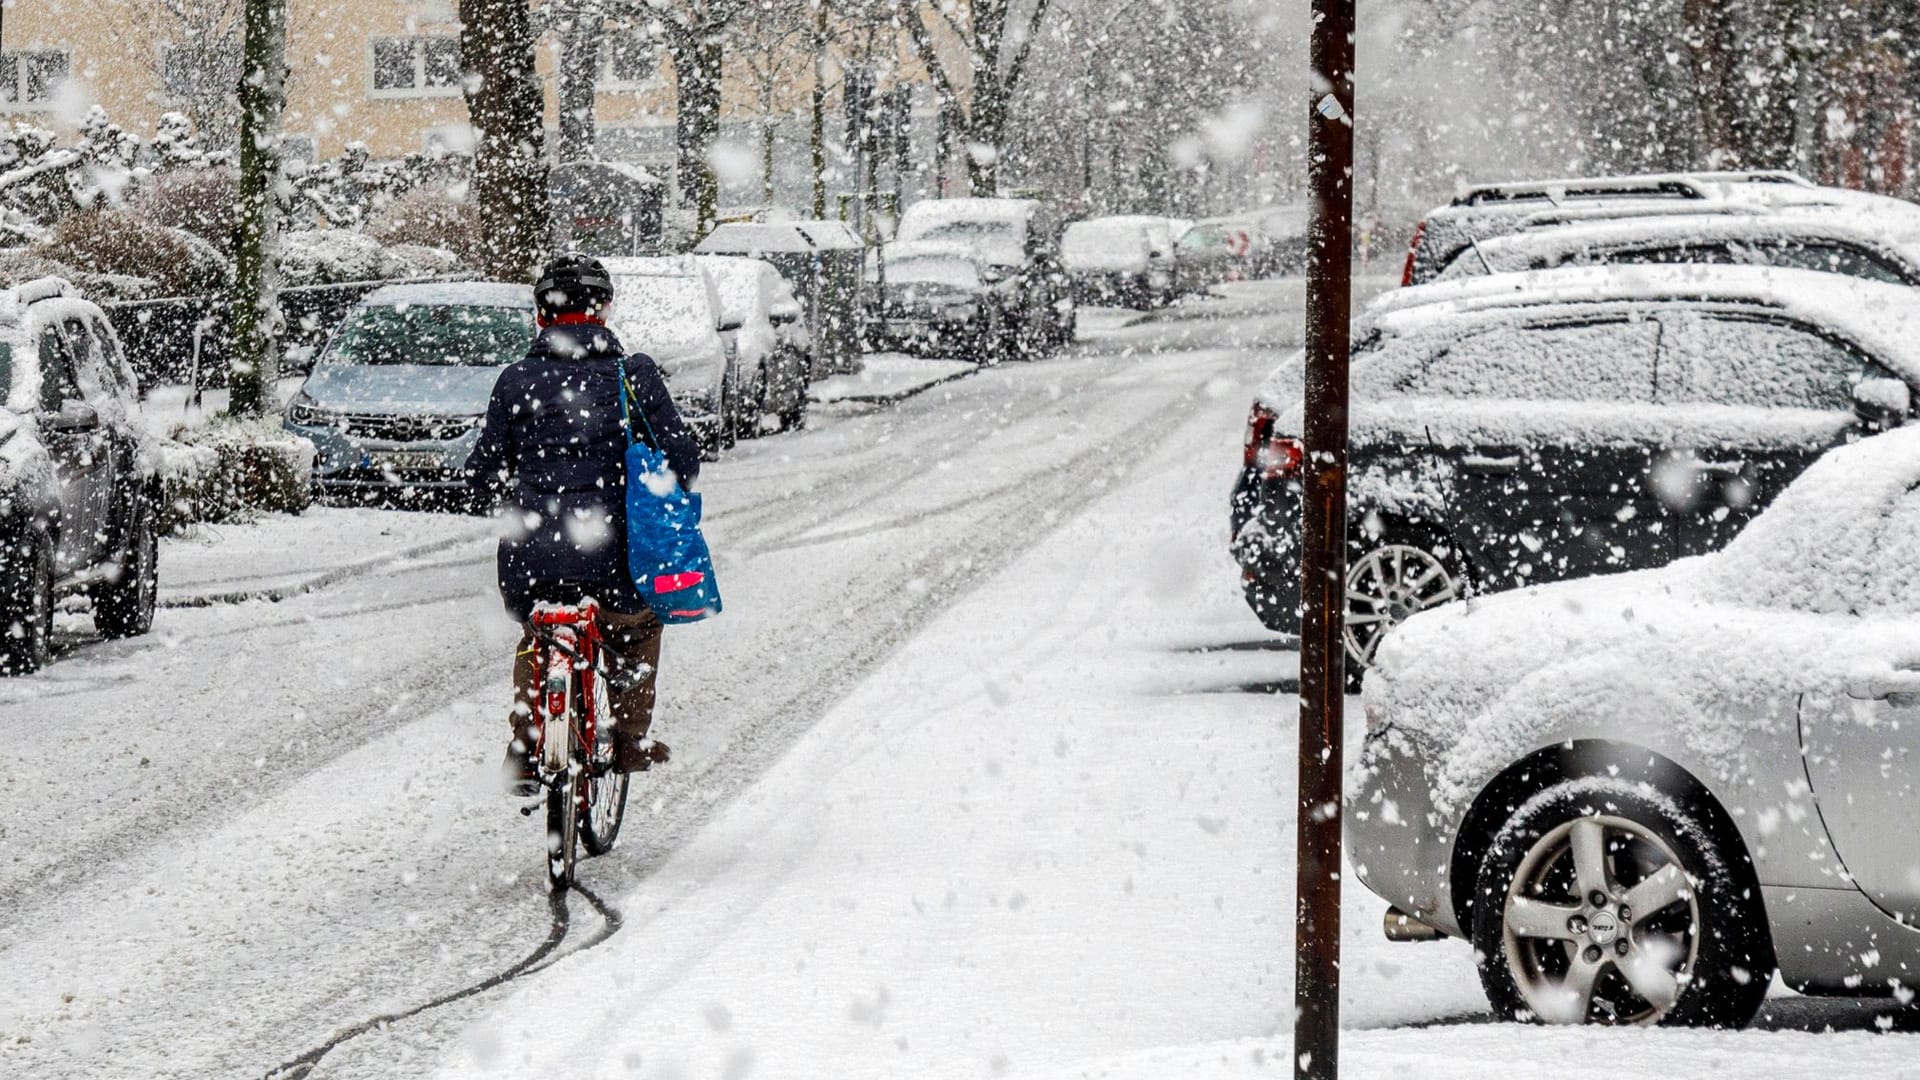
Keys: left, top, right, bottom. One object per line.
{"left": 523, "top": 600, "right": 630, "bottom": 891}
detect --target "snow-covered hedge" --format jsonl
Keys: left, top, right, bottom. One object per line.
{"left": 34, "top": 209, "right": 230, "bottom": 297}
{"left": 158, "top": 419, "right": 314, "bottom": 531}
{"left": 278, "top": 229, "right": 457, "bottom": 288}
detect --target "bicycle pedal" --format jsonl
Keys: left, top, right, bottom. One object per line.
{"left": 518, "top": 802, "right": 540, "bottom": 817}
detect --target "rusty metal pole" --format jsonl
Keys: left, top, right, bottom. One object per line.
{"left": 1294, "top": 0, "right": 1355, "bottom": 1078}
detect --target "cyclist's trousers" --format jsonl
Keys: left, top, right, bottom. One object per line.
{"left": 509, "top": 607, "right": 663, "bottom": 767}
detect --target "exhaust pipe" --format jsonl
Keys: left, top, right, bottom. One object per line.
{"left": 1382, "top": 905, "right": 1444, "bottom": 942}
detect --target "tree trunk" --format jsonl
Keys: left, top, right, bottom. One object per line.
{"left": 811, "top": 2, "right": 827, "bottom": 217}
{"left": 671, "top": 29, "right": 722, "bottom": 236}
{"left": 226, "top": 0, "right": 286, "bottom": 419}
{"left": 967, "top": 77, "right": 1006, "bottom": 195}
{"left": 556, "top": 1, "right": 601, "bottom": 162}
{"left": 460, "top": 0, "right": 551, "bottom": 281}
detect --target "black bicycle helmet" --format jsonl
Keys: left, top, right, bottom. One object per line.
{"left": 534, "top": 253, "right": 615, "bottom": 319}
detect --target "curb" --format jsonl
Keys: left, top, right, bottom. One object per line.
{"left": 159, "top": 527, "right": 492, "bottom": 608}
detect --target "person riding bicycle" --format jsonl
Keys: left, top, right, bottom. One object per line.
{"left": 467, "top": 254, "right": 702, "bottom": 796}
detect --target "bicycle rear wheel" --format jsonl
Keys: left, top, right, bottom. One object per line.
{"left": 543, "top": 664, "right": 581, "bottom": 893}
{"left": 580, "top": 673, "right": 630, "bottom": 856}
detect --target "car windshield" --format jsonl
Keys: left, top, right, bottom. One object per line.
{"left": 613, "top": 275, "right": 716, "bottom": 350}
{"left": 326, "top": 304, "right": 533, "bottom": 367}
{"left": 909, "top": 220, "right": 1017, "bottom": 243}
{"left": 880, "top": 256, "right": 980, "bottom": 289}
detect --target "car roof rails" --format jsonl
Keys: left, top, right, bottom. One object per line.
{"left": 1454, "top": 176, "right": 1711, "bottom": 207}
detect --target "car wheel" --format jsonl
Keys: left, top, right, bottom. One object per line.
{"left": 1341, "top": 535, "right": 1466, "bottom": 689}
{"left": 742, "top": 363, "right": 770, "bottom": 440}
{"left": 94, "top": 497, "right": 159, "bottom": 639}
{"left": 1472, "top": 778, "right": 1772, "bottom": 1029}
{"left": 0, "top": 533, "right": 55, "bottom": 675}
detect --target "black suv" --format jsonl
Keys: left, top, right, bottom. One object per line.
{"left": 1230, "top": 264, "right": 1920, "bottom": 681}
{"left": 0, "top": 280, "right": 160, "bottom": 673}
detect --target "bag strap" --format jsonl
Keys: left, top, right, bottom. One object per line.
{"left": 615, "top": 355, "right": 662, "bottom": 450}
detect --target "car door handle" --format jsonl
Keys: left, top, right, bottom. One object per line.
{"left": 1460, "top": 454, "right": 1522, "bottom": 474}
{"left": 1846, "top": 670, "right": 1920, "bottom": 704}
{"left": 1694, "top": 459, "right": 1747, "bottom": 477}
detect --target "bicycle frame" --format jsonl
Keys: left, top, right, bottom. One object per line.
{"left": 527, "top": 599, "right": 604, "bottom": 785}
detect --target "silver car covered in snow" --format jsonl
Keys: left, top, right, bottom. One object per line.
{"left": 1350, "top": 424, "right": 1920, "bottom": 1028}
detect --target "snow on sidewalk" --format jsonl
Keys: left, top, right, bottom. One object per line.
{"left": 433, "top": 361, "right": 1484, "bottom": 1079}
{"left": 159, "top": 506, "right": 493, "bottom": 605}
{"left": 809, "top": 353, "right": 977, "bottom": 404}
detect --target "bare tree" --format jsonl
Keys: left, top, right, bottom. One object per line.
{"left": 137, "top": 0, "right": 244, "bottom": 148}
{"left": 904, "top": 0, "right": 1053, "bottom": 195}
{"left": 460, "top": 0, "right": 552, "bottom": 279}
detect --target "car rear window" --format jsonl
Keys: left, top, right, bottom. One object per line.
{"left": 327, "top": 304, "right": 534, "bottom": 367}
{"left": 1382, "top": 318, "right": 1659, "bottom": 403}
{"left": 1658, "top": 313, "right": 1871, "bottom": 411}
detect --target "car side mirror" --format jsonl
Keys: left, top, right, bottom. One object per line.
{"left": 1853, "top": 376, "right": 1911, "bottom": 431}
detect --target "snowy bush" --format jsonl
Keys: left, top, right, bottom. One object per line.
{"left": 35, "top": 209, "right": 231, "bottom": 297}
{"left": 368, "top": 189, "right": 482, "bottom": 268}
{"left": 158, "top": 418, "right": 314, "bottom": 530}
{"left": 279, "top": 229, "right": 458, "bottom": 287}
{"left": 133, "top": 168, "right": 239, "bottom": 256}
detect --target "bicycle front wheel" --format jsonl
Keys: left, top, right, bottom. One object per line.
{"left": 546, "top": 760, "right": 580, "bottom": 893}
{"left": 580, "top": 674, "right": 629, "bottom": 856}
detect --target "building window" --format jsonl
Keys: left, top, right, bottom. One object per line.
{"left": 162, "top": 38, "right": 240, "bottom": 100}
{"left": 0, "top": 51, "right": 69, "bottom": 110}
{"left": 600, "top": 31, "right": 658, "bottom": 87}
{"left": 370, "top": 37, "right": 462, "bottom": 98}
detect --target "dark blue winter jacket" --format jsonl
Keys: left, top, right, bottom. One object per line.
{"left": 466, "top": 321, "right": 701, "bottom": 621}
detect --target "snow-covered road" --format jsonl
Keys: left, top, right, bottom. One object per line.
{"left": 4, "top": 280, "right": 1913, "bottom": 1079}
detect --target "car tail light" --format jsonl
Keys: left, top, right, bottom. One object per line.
{"left": 1400, "top": 220, "right": 1427, "bottom": 287}
{"left": 1242, "top": 404, "right": 1304, "bottom": 479}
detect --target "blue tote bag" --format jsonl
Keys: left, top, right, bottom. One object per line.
{"left": 617, "top": 357, "right": 722, "bottom": 623}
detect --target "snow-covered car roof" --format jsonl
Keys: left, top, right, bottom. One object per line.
{"left": 359, "top": 281, "right": 532, "bottom": 308}
{"left": 1453, "top": 210, "right": 1920, "bottom": 278}
{"left": 1256, "top": 263, "right": 1920, "bottom": 415}
{"left": 1368, "top": 263, "right": 1920, "bottom": 370}
{"left": 1061, "top": 218, "right": 1154, "bottom": 270}
{"left": 897, "top": 198, "right": 1041, "bottom": 235}
{"left": 696, "top": 219, "right": 863, "bottom": 254}
{"left": 602, "top": 255, "right": 705, "bottom": 280}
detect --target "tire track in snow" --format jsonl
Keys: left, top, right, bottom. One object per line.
{"left": 262, "top": 882, "right": 622, "bottom": 1080}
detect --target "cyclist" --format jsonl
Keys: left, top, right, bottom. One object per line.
{"left": 467, "top": 254, "right": 702, "bottom": 796}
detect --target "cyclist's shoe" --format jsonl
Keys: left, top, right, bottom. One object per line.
{"left": 615, "top": 736, "right": 671, "bottom": 774}
{"left": 501, "top": 741, "right": 539, "bottom": 797}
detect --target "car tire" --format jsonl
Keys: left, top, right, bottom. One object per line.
{"left": 94, "top": 497, "right": 159, "bottom": 639}
{"left": 0, "top": 533, "right": 55, "bottom": 675}
{"left": 1472, "top": 778, "right": 1772, "bottom": 1029}
{"left": 741, "top": 363, "right": 770, "bottom": 440}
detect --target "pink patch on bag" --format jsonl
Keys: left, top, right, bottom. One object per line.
{"left": 654, "top": 571, "right": 706, "bottom": 593}
{"left": 669, "top": 609, "right": 707, "bottom": 617}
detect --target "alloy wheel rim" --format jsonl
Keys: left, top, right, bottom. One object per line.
{"left": 1342, "top": 543, "right": 1461, "bottom": 667}
{"left": 1502, "top": 814, "right": 1701, "bottom": 1025}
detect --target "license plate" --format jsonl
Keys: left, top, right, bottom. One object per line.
{"left": 368, "top": 450, "right": 444, "bottom": 474}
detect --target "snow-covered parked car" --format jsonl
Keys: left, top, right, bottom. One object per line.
{"left": 603, "top": 256, "right": 740, "bottom": 456}
{"left": 1433, "top": 209, "right": 1920, "bottom": 286}
{"left": 1, "top": 278, "right": 161, "bottom": 672}
{"left": 1060, "top": 216, "right": 1176, "bottom": 308}
{"left": 1231, "top": 263, "right": 1920, "bottom": 684}
{"left": 886, "top": 197, "right": 1074, "bottom": 357}
{"left": 693, "top": 254, "right": 811, "bottom": 436}
{"left": 284, "top": 282, "right": 534, "bottom": 507}
{"left": 1349, "top": 422, "right": 1920, "bottom": 1028}
{"left": 1401, "top": 170, "right": 1920, "bottom": 286}
{"left": 1173, "top": 216, "right": 1261, "bottom": 292}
